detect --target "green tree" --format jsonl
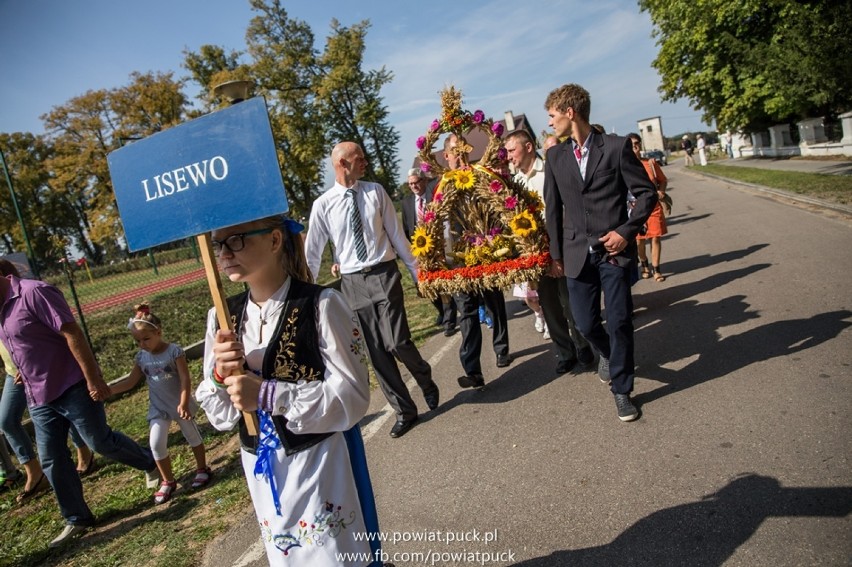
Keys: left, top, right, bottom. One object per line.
{"left": 182, "top": 44, "right": 244, "bottom": 113}
{"left": 639, "top": 0, "right": 852, "bottom": 133}
{"left": 0, "top": 133, "right": 79, "bottom": 269}
{"left": 42, "top": 72, "right": 188, "bottom": 262}
{"left": 183, "top": 0, "right": 400, "bottom": 217}
{"left": 317, "top": 19, "right": 399, "bottom": 192}
{"left": 245, "top": 0, "right": 326, "bottom": 221}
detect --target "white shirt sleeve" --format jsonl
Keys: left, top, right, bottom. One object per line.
{"left": 271, "top": 288, "right": 370, "bottom": 433}
{"left": 305, "top": 198, "right": 329, "bottom": 282}
{"left": 379, "top": 185, "right": 419, "bottom": 281}
{"left": 195, "top": 307, "right": 242, "bottom": 431}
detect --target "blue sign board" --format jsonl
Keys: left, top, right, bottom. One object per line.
{"left": 107, "top": 97, "right": 288, "bottom": 251}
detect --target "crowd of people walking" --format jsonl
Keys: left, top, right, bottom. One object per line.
{"left": 1, "top": 82, "right": 673, "bottom": 566}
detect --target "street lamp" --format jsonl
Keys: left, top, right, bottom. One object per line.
{"left": 212, "top": 80, "right": 254, "bottom": 104}
{"left": 0, "top": 147, "right": 40, "bottom": 278}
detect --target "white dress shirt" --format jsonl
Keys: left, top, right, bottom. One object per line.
{"left": 513, "top": 157, "right": 545, "bottom": 198}
{"left": 305, "top": 180, "right": 418, "bottom": 281}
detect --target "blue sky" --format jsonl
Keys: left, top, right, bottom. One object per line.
{"left": 0, "top": 0, "right": 707, "bottom": 170}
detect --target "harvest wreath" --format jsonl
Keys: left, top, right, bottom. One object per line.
{"left": 412, "top": 86, "right": 550, "bottom": 299}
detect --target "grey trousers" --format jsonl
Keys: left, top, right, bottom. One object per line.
{"left": 341, "top": 261, "right": 434, "bottom": 421}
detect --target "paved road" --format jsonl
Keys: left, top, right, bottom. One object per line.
{"left": 203, "top": 163, "right": 852, "bottom": 566}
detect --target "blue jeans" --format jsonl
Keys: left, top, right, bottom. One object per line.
{"left": 567, "top": 253, "right": 635, "bottom": 395}
{"left": 0, "top": 374, "right": 87, "bottom": 465}
{"left": 0, "top": 373, "right": 37, "bottom": 465}
{"left": 29, "top": 381, "right": 155, "bottom": 526}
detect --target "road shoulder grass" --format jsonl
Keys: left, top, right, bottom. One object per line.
{"left": 694, "top": 163, "right": 852, "bottom": 206}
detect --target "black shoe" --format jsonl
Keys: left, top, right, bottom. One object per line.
{"left": 598, "top": 356, "right": 611, "bottom": 383}
{"left": 577, "top": 346, "right": 595, "bottom": 368}
{"left": 614, "top": 393, "right": 639, "bottom": 422}
{"left": 555, "top": 358, "right": 577, "bottom": 375}
{"left": 423, "top": 384, "right": 440, "bottom": 411}
{"left": 496, "top": 354, "right": 514, "bottom": 368}
{"left": 457, "top": 374, "right": 485, "bottom": 390}
{"left": 443, "top": 325, "right": 457, "bottom": 337}
{"left": 389, "top": 416, "right": 419, "bottom": 438}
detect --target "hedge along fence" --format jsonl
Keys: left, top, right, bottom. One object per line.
{"left": 48, "top": 241, "right": 339, "bottom": 382}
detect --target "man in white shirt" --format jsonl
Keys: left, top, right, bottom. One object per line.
{"left": 505, "top": 130, "right": 593, "bottom": 375}
{"left": 305, "top": 142, "right": 438, "bottom": 438}
{"left": 697, "top": 134, "right": 708, "bottom": 166}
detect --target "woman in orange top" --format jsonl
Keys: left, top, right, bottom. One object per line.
{"left": 627, "top": 133, "right": 668, "bottom": 281}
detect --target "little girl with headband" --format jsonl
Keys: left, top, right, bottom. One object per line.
{"left": 105, "top": 302, "right": 211, "bottom": 504}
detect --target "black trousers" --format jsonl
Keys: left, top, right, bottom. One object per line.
{"left": 453, "top": 288, "right": 509, "bottom": 377}
{"left": 432, "top": 295, "right": 457, "bottom": 330}
{"left": 537, "top": 274, "right": 589, "bottom": 363}
{"left": 567, "top": 254, "right": 635, "bottom": 394}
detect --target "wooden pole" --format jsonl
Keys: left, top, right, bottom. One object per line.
{"left": 197, "top": 233, "right": 259, "bottom": 435}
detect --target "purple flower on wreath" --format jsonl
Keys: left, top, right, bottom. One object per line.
{"left": 433, "top": 192, "right": 444, "bottom": 203}
{"left": 489, "top": 179, "right": 503, "bottom": 193}
{"left": 423, "top": 211, "right": 436, "bottom": 223}
{"left": 496, "top": 147, "right": 508, "bottom": 161}
{"left": 420, "top": 162, "right": 431, "bottom": 173}
{"left": 504, "top": 195, "right": 518, "bottom": 209}
{"left": 472, "top": 110, "right": 485, "bottom": 124}
{"left": 489, "top": 226, "right": 502, "bottom": 237}
{"left": 430, "top": 119, "right": 441, "bottom": 132}
{"left": 491, "top": 122, "right": 505, "bottom": 137}
{"left": 416, "top": 136, "right": 427, "bottom": 150}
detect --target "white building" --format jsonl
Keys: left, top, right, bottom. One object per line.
{"left": 636, "top": 116, "right": 665, "bottom": 152}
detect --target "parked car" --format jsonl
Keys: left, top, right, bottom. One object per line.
{"left": 643, "top": 149, "right": 667, "bottom": 166}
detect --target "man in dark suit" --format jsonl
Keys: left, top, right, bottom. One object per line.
{"left": 542, "top": 84, "right": 657, "bottom": 422}
{"left": 401, "top": 168, "right": 457, "bottom": 336}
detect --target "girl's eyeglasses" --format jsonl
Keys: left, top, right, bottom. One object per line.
{"left": 211, "top": 228, "right": 273, "bottom": 254}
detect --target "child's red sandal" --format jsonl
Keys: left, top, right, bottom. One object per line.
{"left": 154, "top": 480, "right": 177, "bottom": 505}
{"left": 191, "top": 467, "right": 212, "bottom": 490}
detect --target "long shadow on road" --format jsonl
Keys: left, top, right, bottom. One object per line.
{"left": 511, "top": 474, "right": 852, "bottom": 567}
{"left": 627, "top": 246, "right": 850, "bottom": 405}
{"left": 635, "top": 300, "right": 851, "bottom": 406}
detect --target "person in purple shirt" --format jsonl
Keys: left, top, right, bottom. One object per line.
{"left": 0, "top": 273, "right": 156, "bottom": 548}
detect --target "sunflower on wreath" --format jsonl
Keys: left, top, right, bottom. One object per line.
{"left": 412, "top": 86, "right": 550, "bottom": 299}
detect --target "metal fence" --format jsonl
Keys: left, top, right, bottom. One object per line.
{"left": 30, "top": 240, "right": 246, "bottom": 382}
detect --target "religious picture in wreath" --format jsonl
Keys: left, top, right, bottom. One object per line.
{"left": 412, "top": 86, "right": 550, "bottom": 299}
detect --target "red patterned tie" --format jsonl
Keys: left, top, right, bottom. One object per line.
{"left": 417, "top": 197, "right": 424, "bottom": 220}
{"left": 574, "top": 146, "right": 583, "bottom": 161}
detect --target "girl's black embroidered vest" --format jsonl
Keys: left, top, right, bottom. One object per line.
{"left": 226, "top": 279, "right": 333, "bottom": 456}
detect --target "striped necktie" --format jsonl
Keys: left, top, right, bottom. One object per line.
{"left": 417, "top": 196, "right": 425, "bottom": 220}
{"left": 347, "top": 188, "right": 368, "bottom": 262}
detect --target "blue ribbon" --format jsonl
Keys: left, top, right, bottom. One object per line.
{"left": 282, "top": 218, "right": 304, "bottom": 234}
{"left": 253, "top": 410, "right": 283, "bottom": 516}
